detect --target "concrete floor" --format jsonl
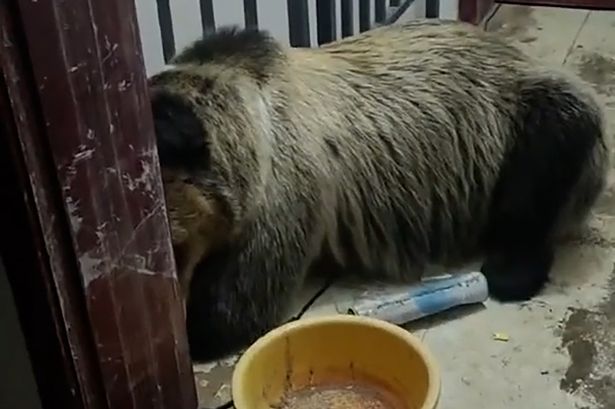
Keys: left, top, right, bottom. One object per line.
{"left": 195, "top": 5, "right": 615, "bottom": 408}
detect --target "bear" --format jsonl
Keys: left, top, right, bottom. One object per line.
{"left": 148, "top": 20, "right": 609, "bottom": 361}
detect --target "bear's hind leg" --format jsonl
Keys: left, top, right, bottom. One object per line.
{"left": 482, "top": 75, "right": 606, "bottom": 301}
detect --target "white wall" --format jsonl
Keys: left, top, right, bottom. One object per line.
{"left": 440, "top": 0, "right": 459, "bottom": 20}
{"left": 134, "top": 0, "right": 166, "bottom": 75}
{"left": 407, "top": 0, "right": 426, "bottom": 20}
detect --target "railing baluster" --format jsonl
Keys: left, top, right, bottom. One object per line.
{"left": 316, "top": 0, "right": 336, "bottom": 45}
{"left": 426, "top": 0, "right": 440, "bottom": 18}
{"left": 341, "top": 0, "right": 354, "bottom": 37}
{"left": 244, "top": 0, "right": 259, "bottom": 29}
{"left": 155, "top": 0, "right": 176, "bottom": 62}
{"left": 200, "top": 0, "right": 215, "bottom": 34}
{"left": 375, "top": 0, "right": 387, "bottom": 23}
{"left": 288, "top": 0, "right": 311, "bottom": 47}
{"left": 359, "top": 0, "right": 371, "bottom": 32}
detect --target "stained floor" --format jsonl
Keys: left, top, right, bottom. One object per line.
{"left": 194, "top": 5, "right": 615, "bottom": 409}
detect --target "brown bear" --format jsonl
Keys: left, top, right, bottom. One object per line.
{"left": 148, "top": 19, "right": 609, "bottom": 361}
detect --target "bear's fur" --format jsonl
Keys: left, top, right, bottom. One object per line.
{"left": 149, "top": 20, "right": 609, "bottom": 361}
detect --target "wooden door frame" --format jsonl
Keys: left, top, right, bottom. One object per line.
{"left": 497, "top": 0, "right": 615, "bottom": 10}
{"left": 459, "top": 0, "right": 497, "bottom": 24}
{"left": 0, "top": 0, "right": 197, "bottom": 408}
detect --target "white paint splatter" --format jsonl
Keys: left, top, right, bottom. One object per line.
{"left": 65, "top": 196, "right": 83, "bottom": 232}
{"left": 78, "top": 252, "right": 104, "bottom": 283}
{"left": 73, "top": 145, "right": 95, "bottom": 163}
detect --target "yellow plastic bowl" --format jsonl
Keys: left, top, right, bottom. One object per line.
{"left": 232, "top": 315, "right": 440, "bottom": 409}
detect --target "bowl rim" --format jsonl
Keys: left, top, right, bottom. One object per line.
{"left": 231, "top": 314, "right": 441, "bottom": 409}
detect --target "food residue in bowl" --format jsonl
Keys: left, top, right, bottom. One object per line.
{"left": 272, "top": 381, "right": 409, "bottom": 409}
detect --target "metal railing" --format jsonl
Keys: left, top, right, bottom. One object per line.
{"left": 135, "top": 0, "right": 441, "bottom": 75}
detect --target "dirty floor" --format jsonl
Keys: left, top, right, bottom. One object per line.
{"left": 194, "top": 5, "right": 615, "bottom": 409}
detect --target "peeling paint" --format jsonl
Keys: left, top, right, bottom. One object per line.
{"left": 118, "top": 79, "right": 132, "bottom": 92}
{"left": 65, "top": 196, "right": 83, "bottom": 232}
{"left": 136, "top": 159, "right": 154, "bottom": 191}
{"left": 78, "top": 252, "right": 104, "bottom": 283}
{"left": 72, "top": 144, "right": 95, "bottom": 163}
{"left": 68, "top": 62, "right": 86, "bottom": 73}
{"left": 193, "top": 362, "right": 218, "bottom": 374}
{"left": 94, "top": 222, "right": 108, "bottom": 243}
{"left": 102, "top": 42, "right": 118, "bottom": 64}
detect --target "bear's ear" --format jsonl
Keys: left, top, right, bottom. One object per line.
{"left": 150, "top": 89, "right": 209, "bottom": 170}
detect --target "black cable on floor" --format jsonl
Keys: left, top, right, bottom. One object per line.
{"left": 286, "top": 276, "right": 336, "bottom": 323}
{"left": 482, "top": 3, "right": 501, "bottom": 30}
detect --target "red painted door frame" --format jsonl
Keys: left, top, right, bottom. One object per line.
{"left": 459, "top": 0, "right": 496, "bottom": 24}
{"left": 0, "top": 0, "right": 198, "bottom": 408}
